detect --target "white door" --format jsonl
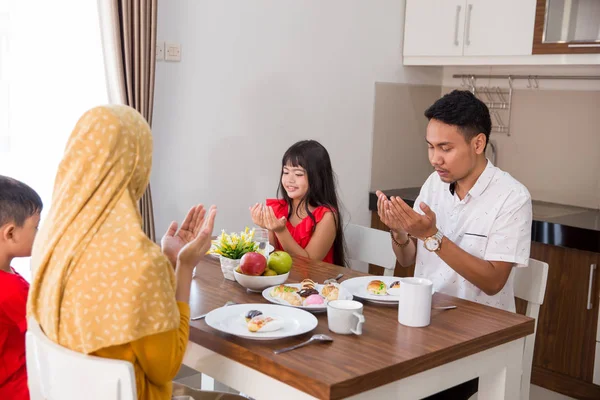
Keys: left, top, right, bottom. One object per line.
{"left": 463, "top": 0, "right": 536, "bottom": 56}
{"left": 403, "top": 0, "right": 466, "bottom": 57}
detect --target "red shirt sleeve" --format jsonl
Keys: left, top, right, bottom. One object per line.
{"left": 312, "top": 205, "right": 334, "bottom": 223}
{"left": 0, "top": 275, "right": 29, "bottom": 333}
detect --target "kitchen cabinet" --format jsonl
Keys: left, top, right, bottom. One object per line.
{"left": 403, "top": 0, "right": 537, "bottom": 57}
{"left": 529, "top": 242, "right": 600, "bottom": 399}
{"left": 533, "top": 0, "right": 600, "bottom": 54}
{"left": 403, "top": 0, "right": 465, "bottom": 57}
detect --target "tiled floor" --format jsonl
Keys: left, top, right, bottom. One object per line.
{"left": 176, "top": 365, "right": 576, "bottom": 399}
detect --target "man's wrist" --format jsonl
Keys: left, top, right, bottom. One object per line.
{"left": 423, "top": 229, "right": 444, "bottom": 252}
{"left": 391, "top": 229, "right": 407, "bottom": 239}
{"left": 391, "top": 230, "right": 411, "bottom": 248}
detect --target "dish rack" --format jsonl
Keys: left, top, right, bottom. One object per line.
{"left": 454, "top": 73, "right": 600, "bottom": 137}
{"left": 461, "top": 76, "right": 513, "bottom": 136}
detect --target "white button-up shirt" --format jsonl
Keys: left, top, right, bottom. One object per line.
{"left": 413, "top": 160, "right": 532, "bottom": 312}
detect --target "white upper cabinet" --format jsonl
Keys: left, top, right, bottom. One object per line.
{"left": 463, "top": 0, "right": 536, "bottom": 56}
{"left": 402, "top": 0, "right": 567, "bottom": 64}
{"left": 403, "top": 0, "right": 466, "bottom": 57}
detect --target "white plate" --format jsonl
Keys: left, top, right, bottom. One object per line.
{"left": 340, "top": 276, "right": 435, "bottom": 304}
{"left": 205, "top": 304, "right": 317, "bottom": 340}
{"left": 262, "top": 283, "right": 353, "bottom": 313}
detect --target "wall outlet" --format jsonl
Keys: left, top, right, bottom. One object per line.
{"left": 156, "top": 41, "right": 164, "bottom": 61}
{"left": 165, "top": 42, "right": 181, "bottom": 62}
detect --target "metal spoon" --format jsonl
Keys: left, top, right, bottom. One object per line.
{"left": 324, "top": 273, "right": 344, "bottom": 284}
{"left": 273, "top": 334, "right": 333, "bottom": 355}
{"left": 191, "top": 301, "right": 236, "bottom": 321}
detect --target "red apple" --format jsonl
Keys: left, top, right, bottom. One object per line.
{"left": 239, "top": 252, "right": 267, "bottom": 276}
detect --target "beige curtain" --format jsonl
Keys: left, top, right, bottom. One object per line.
{"left": 98, "top": 0, "right": 158, "bottom": 241}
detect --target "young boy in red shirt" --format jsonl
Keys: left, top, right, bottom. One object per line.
{"left": 0, "top": 175, "right": 43, "bottom": 400}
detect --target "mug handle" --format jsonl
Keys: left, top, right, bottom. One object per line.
{"left": 351, "top": 312, "right": 365, "bottom": 335}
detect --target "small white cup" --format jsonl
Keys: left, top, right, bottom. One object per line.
{"left": 327, "top": 300, "right": 365, "bottom": 335}
{"left": 397, "top": 277, "right": 433, "bottom": 327}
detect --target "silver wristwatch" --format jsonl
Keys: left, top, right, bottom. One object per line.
{"left": 423, "top": 229, "right": 443, "bottom": 252}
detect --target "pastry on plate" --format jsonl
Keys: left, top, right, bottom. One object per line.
{"left": 303, "top": 294, "right": 325, "bottom": 306}
{"left": 245, "top": 310, "right": 263, "bottom": 322}
{"left": 247, "top": 315, "right": 284, "bottom": 333}
{"left": 280, "top": 291, "right": 303, "bottom": 306}
{"left": 367, "top": 280, "right": 387, "bottom": 295}
{"left": 300, "top": 279, "right": 316, "bottom": 290}
{"left": 270, "top": 284, "right": 298, "bottom": 298}
{"left": 297, "top": 288, "right": 319, "bottom": 298}
{"left": 324, "top": 287, "right": 339, "bottom": 301}
{"left": 390, "top": 281, "right": 401, "bottom": 289}
{"left": 321, "top": 283, "right": 340, "bottom": 301}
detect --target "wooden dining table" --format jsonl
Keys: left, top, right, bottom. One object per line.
{"left": 182, "top": 255, "right": 534, "bottom": 400}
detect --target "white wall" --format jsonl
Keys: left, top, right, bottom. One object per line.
{"left": 442, "top": 65, "right": 600, "bottom": 209}
{"left": 152, "top": 0, "right": 442, "bottom": 239}
{"left": 370, "top": 83, "right": 441, "bottom": 191}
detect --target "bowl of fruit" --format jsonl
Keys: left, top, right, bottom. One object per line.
{"left": 234, "top": 251, "right": 293, "bottom": 292}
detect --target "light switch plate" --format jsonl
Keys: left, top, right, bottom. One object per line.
{"left": 156, "top": 41, "right": 164, "bottom": 61}
{"left": 165, "top": 42, "right": 181, "bottom": 62}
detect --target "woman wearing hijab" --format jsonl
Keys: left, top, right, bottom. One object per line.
{"left": 27, "top": 105, "right": 236, "bottom": 399}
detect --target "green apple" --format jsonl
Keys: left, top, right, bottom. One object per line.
{"left": 263, "top": 268, "right": 277, "bottom": 276}
{"left": 267, "top": 251, "right": 293, "bottom": 275}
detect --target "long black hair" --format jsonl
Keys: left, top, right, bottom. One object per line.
{"left": 277, "top": 140, "right": 347, "bottom": 267}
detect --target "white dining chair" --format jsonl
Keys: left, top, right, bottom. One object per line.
{"left": 513, "top": 258, "right": 549, "bottom": 400}
{"left": 344, "top": 223, "right": 397, "bottom": 276}
{"left": 26, "top": 318, "right": 137, "bottom": 400}
{"left": 469, "top": 258, "right": 549, "bottom": 400}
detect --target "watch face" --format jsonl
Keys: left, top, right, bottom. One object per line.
{"left": 425, "top": 238, "right": 439, "bottom": 251}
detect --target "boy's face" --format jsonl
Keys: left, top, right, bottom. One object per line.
{"left": 1, "top": 213, "right": 41, "bottom": 258}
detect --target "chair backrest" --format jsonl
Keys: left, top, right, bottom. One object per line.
{"left": 344, "top": 224, "right": 397, "bottom": 276}
{"left": 26, "top": 319, "right": 137, "bottom": 400}
{"left": 513, "top": 258, "right": 549, "bottom": 400}
{"left": 514, "top": 258, "right": 548, "bottom": 307}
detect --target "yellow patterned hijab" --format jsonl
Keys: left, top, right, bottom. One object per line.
{"left": 28, "top": 105, "right": 179, "bottom": 354}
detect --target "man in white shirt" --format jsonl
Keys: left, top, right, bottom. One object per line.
{"left": 376, "top": 90, "right": 532, "bottom": 398}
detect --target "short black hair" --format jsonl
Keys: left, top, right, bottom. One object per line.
{"left": 424, "top": 90, "right": 492, "bottom": 146}
{"left": 0, "top": 175, "right": 43, "bottom": 227}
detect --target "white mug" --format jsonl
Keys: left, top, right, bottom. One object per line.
{"left": 327, "top": 300, "right": 365, "bottom": 335}
{"left": 397, "top": 277, "right": 433, "bottom": 327}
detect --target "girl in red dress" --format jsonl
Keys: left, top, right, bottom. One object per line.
{"left": 250, "top": 140, "right": 346, "bottom": 266}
